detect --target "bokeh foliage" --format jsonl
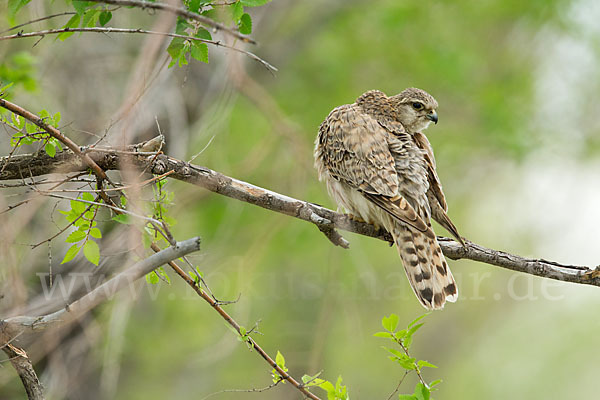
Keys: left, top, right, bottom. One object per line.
{"left": 2, "top": 0, "right": 600, "bottom": 399}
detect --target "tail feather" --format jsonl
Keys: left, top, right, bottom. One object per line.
{"left": 393, "top": 224, "right": 458, "bottom": 310}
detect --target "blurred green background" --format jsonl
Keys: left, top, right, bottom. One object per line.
{"left": 1, "top": 0, "right": 600, "bottom": 398}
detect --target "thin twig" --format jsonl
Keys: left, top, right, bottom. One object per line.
{"left": 151, "top": 243, "right": 322, "bottom": 400}
{"left": 0, "top": 27, "right": 277, "bottom": 72}
{"left": 85, "top": 0, "right": 256, "bottom": 44}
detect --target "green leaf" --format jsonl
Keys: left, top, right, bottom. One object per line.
{"left": 83, "top": 240, "right": 100, "bottom": 266}
{"left": 0, "top": 82, "right": 15, "bottom": 94}
{"left": 231, "top": 2, "right": 244, "bottom": 22}
{"left": 414, "top": 383, "right": 430, "bottom": 400}
{"left": 240, "top": 0, "right": 271, "bottom": 7}
{"left": 82, "top": 8, "right": 99, "bottom": 27}
{"left": 66, "top": 230, "right": 86, "bottom": 243}
{"left": 275, "top": 350, "right": 287, "bottom": 370}
{"left": 58, "top": 14, "right": 81, "bottom": 41}
{"left": 190, "top": 42, "right": 208, "bottom": 63}
{"left": 45, "top": 141, "right": 56, "bottom": 157}
{"left": 408, "top": 313, "right": 429, "bottom": 328}
{"left": 398, "top": 395, "right": 417, "bottom": 400}
{"left": 146, "top": 271, "right": 159, "bottom": 284}
{"left": 8, "top": 0, "right": 31, "bottom": 17}
{"left": 239, "top": 13, "right": 252, "bottom": 35}
{"left": 417, "top": 360, "right": 437, "bottom": 369}
{"left": 89, "top": 227, "right": 102, "bottom": 239}
{"left": 61, "top": 244, "right": 80, "bottom": 264}
{"left": 25, "top": 122, "right": 37, "bottom": 134}
{"left": 318, "top": 380, "right": 335, "bottom": 393}
{"left": 53, "top": 112, "right": 61, "bottom": 125}
{"left": 158, "top": 267, "right": 171, "bottom": 284}
{"left": 72, "top": 1, "right": 93, "bottom": 15}
{"left": 188, "top": 0, "right": 205, "bottom": 13}
{"left": 373, "top": 331, "right": 395, "bottom": 339}
{"left": 81, "top": 192, "right": 95, "bottom": 202}
{"left": 99, "top": 10, "right": 112, "bottom": 26}
{"left": 429, "top": 379, "right": 442, "bottom": 388}
{"left": 112, "top": 214, "right": 131, "bottom": 224}
{"left": 195, "top": 27, "right": 212, "bottom": 40}
{"left": 382, "top": 313, "right": 399, "bottom": 332}
{"left": 70, "top": 199, "right": 86, "bottom": 214}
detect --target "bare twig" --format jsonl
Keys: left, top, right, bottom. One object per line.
{"left": 0, "top": 11, "right": 77, "bottom": 34}
{"left": 152, "top": 244, "right": 321, "bottom": 400}
{"left": 0, "top": 27, "right": 276, "bottom": 72}
{"left": 85, "top": 0, "right": 256, "bottom": 44}
{"left": 1, "top": 143, "right": 599, "bottom": 287}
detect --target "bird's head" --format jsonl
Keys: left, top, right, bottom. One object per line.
{"left": 390, "top": 88, "right": 439, "bottom": 134}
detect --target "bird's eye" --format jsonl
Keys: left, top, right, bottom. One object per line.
{"left": 412, "top": 102, "right": 423, "bottom": 110}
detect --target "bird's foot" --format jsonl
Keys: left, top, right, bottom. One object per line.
{"left": 347, "top": 213, "right": 366, "bottom": 224}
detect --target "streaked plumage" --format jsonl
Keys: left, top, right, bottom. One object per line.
{"left": 314, "top": 88, "right": 462, "bottom": 309}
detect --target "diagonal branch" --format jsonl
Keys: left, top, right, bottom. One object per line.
{"left": 2, "top": 344, "right": 44, "bottom": 400}
{"left": 0, "top": 237, "right": 201, "bottom": 341}
{"left": 1, "top": 143, "right": 599, "bottom": 288}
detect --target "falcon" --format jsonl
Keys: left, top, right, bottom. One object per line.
{"left": 314, "top": 88, "right": 463, "bottom": 309}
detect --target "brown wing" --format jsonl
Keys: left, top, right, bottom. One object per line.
{"left": 412, "top": 132, "right": 463, "bottom": 244}
{"left": 318, "top": 104, "right": 429, "bottom": 233}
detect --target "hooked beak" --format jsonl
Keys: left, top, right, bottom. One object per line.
{"left": 426, "top": 111, "right": 438, "bottom": 124}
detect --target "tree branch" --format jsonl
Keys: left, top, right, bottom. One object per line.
{"left": 2, "top": 344, "right": 44, "bottom": 400}
{"left": 0, "top": 28, "right": 276, "bottom": 72}
{"left": 85, "top": 0, "right": 256, "bottom": 44}
{"left": 0, "top": 237, "right": 201, "bottom": 341}
{"left": 1, "top": 144, "right": 599, "bottom": 288}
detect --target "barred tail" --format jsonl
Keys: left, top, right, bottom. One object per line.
{"left": 393, "top": 224, "right": 458, "bottom": 310}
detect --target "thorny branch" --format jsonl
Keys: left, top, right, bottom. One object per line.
{"left": 1, "top": 140, "right": 599, "bottom": 288}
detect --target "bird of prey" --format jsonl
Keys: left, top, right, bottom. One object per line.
{"left": 314, "top": 88, "right": 463, "bottom": 309}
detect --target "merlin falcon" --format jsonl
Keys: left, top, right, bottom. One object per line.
{"left": 314, "top": 88, "right": 463, "bottom": 309}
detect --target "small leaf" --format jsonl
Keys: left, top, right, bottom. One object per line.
{"left": 408, "top": 313, "right": 429, "bottom": 328}
{"left": 190, "top": 42, "right": 208, "bottom": 63}
{"left": 275, "top": 350, "right": 286, "bottom": 369}
{"left": 398, "top": 395, "right": 418, "bottom": 400}
{"left": 99, "top": 10, "right": 112, "bottom": 26}
{"left": 382, "top": 314, "right": 399, "bottom": 332}
{"left": 112, "top": 214, "right": 131, "bottom": 224}
{"left": 89, "top": 227, "right": 102, "bottom": 239}
{"left": 417, "top": 360, "right": 437, "bottom": 369}
{"left": 231, "top": 2, "right": 244, "bottom": 22}
{"left": 81, "top": 192, "right": 95, "bottom": 202}
{"left": 83, "top": 240, "right": 100, "bottom": 266}
{"left": 70, "top": 199, "right": 86, "bottom": 214}
{"left": 61, "top": 244, "right": 80, "bottom": 264}
{"left": 0, "top": 82, "right": 15, "bottom": 94}
{"left": 195, "top": 27, "right": 212, "bottom": 40}
{"left": 414, "top": 383, "right": 430, "bottom": 400}
{"left": 58, "top": 14, "right": 81, "bottom": 41}
{"left": 373, "top": 331, "right": 395, "bottom": 339}
{"left": 53, "top": 112, "right": 61, "bottom": 125}
{"left": 239, "top": 13, "right": 252, "bottom": 35}
{"left": 8, "top": 0, "right": 31, "bottom": 17}
{"left": 45, "top": 141, "right": 56, "bottom": 157}
{"left": 429, "top": 379, "right": 442, "bottom": 388}
{"left": 82, "top": 8, "right": 99, "bottom": 27}
{"left": 72, "top": 0, "right": 93, "bottom": 15}
{"left": 146, "top": 271, "right": 159, "bottom": 284}
{"left": 66, "top": 230, "right": 86, "bottom": 243}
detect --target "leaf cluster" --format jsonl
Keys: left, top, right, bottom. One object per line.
{"left": 374, "top": 314, "right": 441, "bottom": 400}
